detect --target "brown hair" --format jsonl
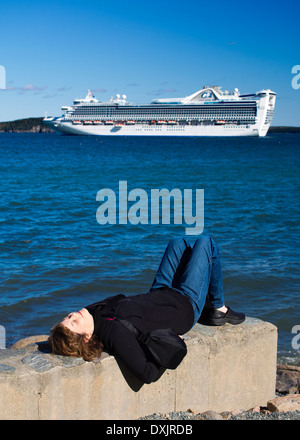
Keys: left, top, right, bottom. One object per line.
{"left": 48, "top": 324, "right": 103, "bottom": 362}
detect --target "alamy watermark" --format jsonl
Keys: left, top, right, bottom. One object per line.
{"left": 291, "top": 65, "right": 300, "bottom": 90}
{"left": 291, "top": 325, "right": 300, "bottom": 350}
{"left": 96, "top": 181, "right": 204, "bottom": 235}
{"left": 0, "top": 325, "right": 5, "bottom": 349}
{"left": 0, "top": 65, "right": 6, "bottom": 90}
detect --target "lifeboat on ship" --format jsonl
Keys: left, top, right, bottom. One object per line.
{"left": 126, "top": 120, "right": 135, "bottom": 125}
{"left": 104, "top": 120, "right": 114, "bottom": 125}
{"left": 215, "top": 120, "right": 226, "bottom": 125}
{"left": 83, "top": 120, "right": 93, "bottom": 125}
{"left": 72, "top": 120, "right": 82, "bottom": 125}
{"left": 167, "top": 120, "right": 178, "bottom": 125}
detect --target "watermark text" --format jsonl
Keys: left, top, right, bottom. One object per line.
{"left": 291, "top": 65, "right": 300, "bottom": 90}
{"left": 0, "top": 325, "right": 6, "bottom": 349}
{"left": 0, "top": 65, "right": 6, "bottom": 90}
{"left": 96, "top": 181, "right": 204, "bottom": 235}
{"left": 106, "top": 423, "right": 193, "bottom": 436}
{"left": 291, "top": 325, "right": 300, "bottom": 350}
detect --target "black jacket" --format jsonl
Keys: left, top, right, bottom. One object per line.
{"left": 86, "top": 288, "right": 194, "bottom": 383}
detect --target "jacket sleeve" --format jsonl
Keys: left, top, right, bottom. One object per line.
{"left": 106, "top": 321, "right": 161, "bottom": 384}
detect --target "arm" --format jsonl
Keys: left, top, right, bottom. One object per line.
{"left": 107, "top": 321, "right": 161, "bottom": 384}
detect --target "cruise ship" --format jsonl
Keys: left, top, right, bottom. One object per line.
{"left": 43, "top": 86, "right": 276, "bottom": 137}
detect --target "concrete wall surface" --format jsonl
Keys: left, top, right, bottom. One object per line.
{"left": 0, "top": 317, "right": 277, "bottom": 420}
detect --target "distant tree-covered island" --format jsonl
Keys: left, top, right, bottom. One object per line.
{"left": 0, "top": 117, "right": 299, "bottom": 133}
{"left": 0, "top": 117, "right": 53, "bottom": 133}
{"left": 268, "top": 126, "right": 300, "bottom": 133}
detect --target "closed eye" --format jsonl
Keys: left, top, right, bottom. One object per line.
{"left": 67, "top": 314, "right": 77, "bottom": 326}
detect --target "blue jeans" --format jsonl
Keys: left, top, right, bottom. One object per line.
{"left": 150, "top": 236, "right": 225, "bottom": 326}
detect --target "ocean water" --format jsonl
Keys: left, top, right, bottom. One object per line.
{"left": 0, "top": 132, "right": 299, "bottom": 365}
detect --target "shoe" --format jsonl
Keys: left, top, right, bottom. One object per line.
{"left": 198, "top": 306, "right": 245, "bottom": 326}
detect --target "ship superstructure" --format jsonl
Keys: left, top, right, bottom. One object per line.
{"left": 43, "top": 86, "right": 276, "bottom": 137}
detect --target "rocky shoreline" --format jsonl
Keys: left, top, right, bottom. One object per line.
{"left": 139, "top": 364, "right": 300, "bottom": 420}
{"left": 139, "top": 407, "right": 300, "bottom": 420}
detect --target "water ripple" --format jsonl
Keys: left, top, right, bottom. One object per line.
{"left": 0, "top": 133, "right": 299, "bottom": 363}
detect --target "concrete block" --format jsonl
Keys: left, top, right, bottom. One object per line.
{"left": 0, "top": 317, "right": 277, "bottom": 420}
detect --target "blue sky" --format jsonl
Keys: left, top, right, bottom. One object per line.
{"left": 0, "top": 0, "right": 299, "bottom": 125}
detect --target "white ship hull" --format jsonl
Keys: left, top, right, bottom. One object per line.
{"left": 44, "top": 120, "right": 268, "bottom": 137}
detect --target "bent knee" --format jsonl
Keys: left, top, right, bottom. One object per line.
{"left": 194, "top": 235, "right": 219, "bottom": 254}
{"left": 194, "top": 235, "right": 210, "bottom": 244}
{"left": 167, "top": 237, "right": 190, "bottom": 251}
{"left": 194, "top": 235, "right": 213, "bottom": 250}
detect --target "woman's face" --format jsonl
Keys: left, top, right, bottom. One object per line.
{"left": 61, "top": 308, "right": 94, "bottom": 341}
